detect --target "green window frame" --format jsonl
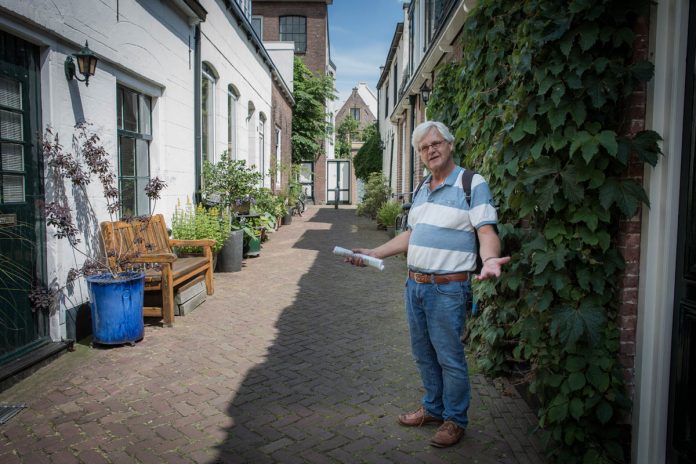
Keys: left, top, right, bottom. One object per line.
{"left": 117, "top": 84, "right": 152, "bottom": 217}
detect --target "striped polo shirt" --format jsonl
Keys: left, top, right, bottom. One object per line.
{"left": 407, "top": 166, "right": 498, "bottom": 274}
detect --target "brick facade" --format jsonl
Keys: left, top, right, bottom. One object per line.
{"left": 253, "top": 1, "right": 327, "bottom": 76}
{"left": 271, "top": 82, "right": 293, "bottom": 194}
{"left": 336, "top": 88, "right": 376, "bottom": 133}
{"left": 253, "top": 0, "right": 331, "bottom": 204}
{"left": 616, "top": 14, "right": 650, "bottom": 400}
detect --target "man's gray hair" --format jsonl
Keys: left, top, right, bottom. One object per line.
{"left": 411, "top": 121, "right": 455, "bottom": 151}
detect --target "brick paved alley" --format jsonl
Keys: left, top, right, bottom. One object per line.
{"left": 0, "top": 206, "right": 544, "bottom": 464}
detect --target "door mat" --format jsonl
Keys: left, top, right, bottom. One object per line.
{"left": 0, "top": 403, "right": 26, "bottom": 424}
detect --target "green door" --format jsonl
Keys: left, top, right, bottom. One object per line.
{"left": 0, "top": 30, "right": 47, "bottom": 366}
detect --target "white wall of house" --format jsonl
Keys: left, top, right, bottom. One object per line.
{"left": 0, "top": 0, "right": 281, "bottom": 340}
{"left": 265, "top": 41, "right": 295, "bottom": 93}
{"left": 0, "top": 0, "right": 199, "bottom": 340}
{"left": 200, "top": 0, "right": 272, "bottom": 186}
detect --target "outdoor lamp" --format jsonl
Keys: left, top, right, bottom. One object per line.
{"left": 420, "top": 81, "right": 431, "bottom": 105}
{"left": 64, "top": 41, "right": 98, "bottom": 86}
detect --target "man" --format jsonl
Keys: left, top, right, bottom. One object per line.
{"left": 347, "top": 121, "right": 510, "bottom": 448}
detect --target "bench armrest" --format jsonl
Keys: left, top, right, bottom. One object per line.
{"left": 170, "top": 239, "right": 215, "bottom": 248}
{"left": 130, "top": 253, "right": 177, "bottom": 264}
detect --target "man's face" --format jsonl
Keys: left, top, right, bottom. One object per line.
{"left": 417, "top": 128, "right": 454, "bottom": 174}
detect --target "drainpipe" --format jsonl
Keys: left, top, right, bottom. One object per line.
{"left": 193, "top": 24, "right": 202, "bottom": 203}
{"left": 408, "top": 94, "right": 417, "bottom": 199}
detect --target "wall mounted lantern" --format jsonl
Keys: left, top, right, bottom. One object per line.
{"left": 64, "top": 41, "right": 98, "bottom": 86}
{"left": 420, "top": 81, "right": 432, "bottom": 105}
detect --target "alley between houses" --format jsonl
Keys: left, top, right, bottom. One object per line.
{"left": 0, "top": 206, "right": 543, "bottom": 464}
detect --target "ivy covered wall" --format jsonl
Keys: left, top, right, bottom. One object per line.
{"left": 427, "top": 0, "right": 662, "bottom": 462}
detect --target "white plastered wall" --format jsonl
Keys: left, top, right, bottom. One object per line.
{"left": 199, "top": 0, "right": 272, "bottom": 186}
{"left": 633, "top": 0, "right": 689, "bottom": 462}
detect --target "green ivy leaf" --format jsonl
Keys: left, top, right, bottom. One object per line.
{"left": 631, "top": 130, "right": 663, "bottom": 166}
{"left": 596, "top": 130, "right": 618, "bottom": 156}
{"left": 599, "top": 178, "right": 649, "bottom": 216}
{"left": 568, "top": 372, "right": 586, "bottom": 391}
{"left": 548, "top": 400, "right": 569, "bottom": 423}
{"left": 544, "top": 219, "right": 567, "bottom": 240}
{"left": 551, "top": 83, "right": 566, "bottom": 106}
{"left": 551, "top": 302, "right": 606, "bottom": 346}
{"left": 570, "top": 206, "right": 598, "bottom": 231}
{"left": 566, "top": 356, "right": 586, "bottom": 372}
{"left": 548, "top": 105, "right": 568, "bottom": 130}
{"left": 587, "top": 364, "right": 610, "bottom": 392}
{"left": 538, "top": 176, "right": 560, "bottom": 212}
{"left": 561, "top": 168, "right": 584, "bottom": 204}
{"left": 569, "top": 131, "right": 592, "bottom": 158}
{"left": 596, "top": 400, "right": 613, "bottom": 424}
{"left": 569, "top": 397, "right": 584, "bottom": 420}
{"left": 578, "top": 23, "right": 599, "bottom": 51}
{"left": 570, "top": 100, "right": 587, "bottom": 125}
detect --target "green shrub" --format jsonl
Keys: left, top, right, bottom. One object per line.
{"left": 356, "top": 172, "right": 389, "bottom": 219}
{"left": 376, "top": 200, "right": 401, "bottom": 229}
{"left": 171, "top": 200, "right": 231, "bottom": 254}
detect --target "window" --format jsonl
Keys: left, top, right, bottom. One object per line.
{"left": 393, "top": 62, "right": 398, "bottom": 102}
{"left": 258, "top": 113, "right": 266, "bottom": 183}
{"left": 275, "top": 126, "right": 281, "bottom": 189}
{"left": 350, "top": 107, "right": 361, "bottom": 121}
{"left": 251, "top": 16, "right": 263, "bottom": 39}
{"left": 280, "top": 16, "right": 307, "bottom": 53}
{"left": 117, "top": 85, "right": 152, "bottom": 217}
{"left": 227, "top": 85, "right": 239, "bottom": 158}
{"left": 202, "top": 63, "right": 216, "bottom": 163}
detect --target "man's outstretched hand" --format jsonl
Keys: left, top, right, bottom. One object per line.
{"left": 475, "top": 256, "right": 511, "bottom": 281}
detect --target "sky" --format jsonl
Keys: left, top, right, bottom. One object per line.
{"left": 329, "top": 0, "right": 406, "bottom": 108}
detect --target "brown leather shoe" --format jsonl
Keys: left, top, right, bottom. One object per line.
{"left": 397, "top": 406, "right": 443, "bottom": 427}
{"left": 430, "top": 420, "right": 466, "bottom": 448}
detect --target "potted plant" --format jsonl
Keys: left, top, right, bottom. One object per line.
{"left": 171, "top": 199, "right": 231, "bottom": 268}
{"left": 39, "top": 122, "right": 167, "bottom": 346}
{"left": 202, "top": 152, "right": 262, "bottom": 214}
{"left": 376, "top": 200, "right": 402, "bottom": 237}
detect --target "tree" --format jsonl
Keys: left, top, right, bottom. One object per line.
{"left": 353, "top": 122, "right": 382, "bottom": 181}
{"left": 291, "top": 57, "right": 336, "bottom": 163}
{"left": 335, "top": 116, "right": 359, "bottom": 159}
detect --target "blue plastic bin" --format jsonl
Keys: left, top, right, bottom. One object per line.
{"left": 86, "top": 271, "right": 145, "bottom": 345}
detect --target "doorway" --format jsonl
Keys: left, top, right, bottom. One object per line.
{"left": 667, "top": 1, "right": 696, "bottom": 462}
{"left": 0, "top": 30, "right": 46, "bottom": 367}
{"left": 326, "top": 159, "right": 350, "bottom": 205}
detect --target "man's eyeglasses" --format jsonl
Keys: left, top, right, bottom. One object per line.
{"left": 419, "top": 139, "right": 446, "bottom": 153}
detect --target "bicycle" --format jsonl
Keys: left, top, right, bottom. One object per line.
{"left": 394, "top": 191, "right": 415, "bottom": 236}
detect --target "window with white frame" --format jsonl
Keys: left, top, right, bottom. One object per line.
{"left": 227, "top": 84, "right": 239, "bottom": 159}
{"left": 201, "top": 62, "right": 216, "bottom": 163}
{"left": 275, "top": 126, "right": 282, "bottom": 189}
{"left": 350, "top": 107, "right": 361, "bottom": 121}
{"left": 117, "top": 84, "right": 152, "bottom": 217}
{"left": 258, "top": 113, "right": 266, "bottom": 182}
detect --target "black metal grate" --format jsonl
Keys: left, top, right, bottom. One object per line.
{"left": 0, "top": 403, "right": 26, "bottom": 424}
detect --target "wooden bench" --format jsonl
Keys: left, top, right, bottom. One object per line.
{"left": 100, "top": 214, "right": 215, "bottom": 326}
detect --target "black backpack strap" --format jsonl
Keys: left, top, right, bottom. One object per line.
{"left": 411, "top": 174, "right": 430, "bottom": 203}
{"left": 461, "top": 169, "right": 475, "bottom": 206}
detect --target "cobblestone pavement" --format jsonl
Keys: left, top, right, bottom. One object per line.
{"left": 0, "top": 206, "right": 544, "bottom": 463}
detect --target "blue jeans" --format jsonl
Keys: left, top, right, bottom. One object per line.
{"left": 404, "top": 278, "right": 471, "bottom": 429}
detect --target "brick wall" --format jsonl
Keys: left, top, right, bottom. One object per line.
{"left": 271, "top": 82, "right": 293, "bottom": 194}
{"left": 253, "top": 1, "right": 327, "bottom": 75}
{"left": 336, "top": 88, "right": 376, "bottom": 133}
{"left": 616, "top": 14, "right": 650, "bottom": 400}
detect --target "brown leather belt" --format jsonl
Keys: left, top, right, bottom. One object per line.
{"left": 408, "top": 270, "right": 469, "bottom": 284}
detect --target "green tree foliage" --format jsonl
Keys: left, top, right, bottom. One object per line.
{"left": 335, "top": 116, "right": 360, "bottom": 159}
{"left": 292, "top": 57, "right": 336, "bottom": 163}
{"left": 427, "top": 1, "right": 661, "bottom": 462}
{"left": 354, "top": 123, "right": 383, "bottom": 181}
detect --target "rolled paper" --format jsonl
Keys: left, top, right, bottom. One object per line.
{"left": 333, "top": 246, "right": 385, "bottom": 271}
